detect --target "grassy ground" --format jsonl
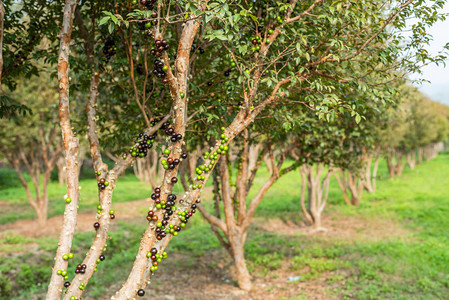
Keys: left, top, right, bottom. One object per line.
{"left": 0, "top": 154, "right": 448, "bottom": 299}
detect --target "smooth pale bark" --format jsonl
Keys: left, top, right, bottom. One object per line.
{"left": 406, "top": 151, "right": 416, "bottom": 169}
{"left": 335, "top": 169, "right": 364, "bottom": 206}
{"left": 56, "top": 156, "right": 66, "bottom": 185}
{"left": 417, "top": 148, "right": 423, "bottom": 164}
{"left": 362, "top": 154, "right": 380, "bottom": 193}
{"left": 133, "top": 151, "right": 163, "bottom": 188}
{"left": 386, "top": 149, "right": 405, "bottom": 179}
{"left": 46, "top": 1, "right": 80, "bottom": 299}
{"left": 299, "top": 164, "right": 333, "bottom": 229}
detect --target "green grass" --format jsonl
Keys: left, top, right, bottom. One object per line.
{"left": 0, "top": 166, "right": 185, "bottom": 225}
{"left": 1, "top": 155, "right": 449, "bottom": 299}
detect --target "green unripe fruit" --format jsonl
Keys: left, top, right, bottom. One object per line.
{"left": 97, "top": 205, "right": 102, "bottom": 210}
{"left": 224, "top": 146, "right": 229, "bottom": 151}
{"left": 147, "top": 252, "right": 152, "bottom": 258}
{"left": 196, "top": 169, "right": 203, "bottom": 175}
{"left": 221, "top": 134, "right": 226, "bottom": 139}
{"left": 64, "top": 275, "right": 69, "bottom": 280}
{"left": 173, "top": 231, "right": 178, "bottom": 236}
{"left": 139, "top": 153, "right": 145, "bottom": 158}
{"left": 65, "top": 197, "right": 71, "bottom": 204}
{"left": 145, "top": 22, "right": 152, "bottom": 28}
{"left": 198, "top": 184, "right": 203, "bottom": 188}
{"left": 162, "top": 251, "right": 167, "bottom": 257}
{"left": 180, "top": 92, "right": 185, "bottom": 98}
{"left": 156, "top": 222, "right": 162, "bottom": 227}
{"left": 180, "top": 216, "right": 186, "bottom": 221}
{"left": 61, "top": 270, "right": 67, "bottom": 276}
{"left": 97, "top": 259, "right": 101, "bottom": 263}
{"left": 163, "top": 149, "right": 171, "bottom": 155}
{"left": 104, "top": 181, "right": 109, "bottom": 186}
{"left": 162, "top": 65, "right": 168, "bottom": 71}
{"left": 68, "top": 253, "right": 74, "bottom": 259}
{"left": 71, "top": 297, "right": 76, "bottom": 300}
{"left": 131, "top": 151, "right": 137, "bottom": 157}
{"left": 231, "top": 62, "right": 236, "bottom": 67}
{"left": 109, "top": 210, "right": 115, "bottom": 215}
{"left": 57, "top": 270, "right": 62, "bottom": 275}
{"left": 224, "top": 137, "right": 229, "bottom": 141}
{"left": 219, "top": 145, "right": 225, "bottom": 150}
{"left": 192, "top": 185, "right": 197, "bottom": 189}
{"left": 180, "top": 222, "right": 186, "bottom": 228}
{"left": 97, "top": 210, "right": 101, "bottom": 214}
{"left": 163, "top": 164, "right": 169, "bottom": 170}
{"left": 161, "top": 159, "right": 167, "bottom": 164}
{"left": 268, "top": 29, "right": 274, "bottom": 34}
{"left": 156, "top": 204, "right": 162, "bottom": 209}
{"left": 62, "top": 255, "right": 69, "bottom": 260}
{"left": 199, "top": 165, "right": 206, "bottom": 170}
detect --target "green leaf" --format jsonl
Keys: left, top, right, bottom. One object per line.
{"left": 98, "top": 16, "right": 110, "bottom": 26}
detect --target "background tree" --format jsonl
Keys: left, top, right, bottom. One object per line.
{"left": 0, "top": 72, "right": 62, "bottom": 225}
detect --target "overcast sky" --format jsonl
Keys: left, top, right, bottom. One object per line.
{"left": 411, "top": 2, "right": 449, "bottom": 105}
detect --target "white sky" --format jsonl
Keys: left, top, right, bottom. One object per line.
{"left": 412, "top": 2, "right": 449, "bottom": 104}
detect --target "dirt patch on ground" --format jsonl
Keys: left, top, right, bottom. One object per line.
{"left": 258, "top": 212, "right": 412, "bottom": 242}
{"left": 102, "top": 251, "right": 335, "bottom": 300}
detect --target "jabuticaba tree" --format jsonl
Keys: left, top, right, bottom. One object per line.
{"left": 188, "top": 117, "right": 299, "bottom": 291}
{"left": 0, "top": 73, "right": 63, "bottom": 226}
{"left": 402, "top": 92, "right": 449, "bottom": 166}
{"left": 43, "top": 0, "right": 447, "bottom": 299}
{"left": 378, "top": 86, "right": 449, "bottom": 179}
{"left": 288, "top": 112, "right": 343, "bottom": 229}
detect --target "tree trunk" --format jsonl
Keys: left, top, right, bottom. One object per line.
{"left": 300, "top": 164, "right": 332, "bottom": 229}
{"left": 406, "top": 151, "right": 416, "bottom": 169}
{"left": 386, "top": 150, "right": 404, "bottom": 179}
{"left": 371, "top": 155, "right": 380, "bottom": 192}
{"left": 362, "top": 154, "right": 376, "bottom": 193}
{"left": 36, "top": 204, "right": 48, "bottom": 227}
{"left": 417, "top": 148, "right": 423, "bottom": 165}
{"left": 335, "top": 169, "right": 364, "bottom": 206}
{"left": 56, "top": 156, "right": 65, "bottom": 185}
{"left": 229, "top": 231, "right": 252, "bottom": 291}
